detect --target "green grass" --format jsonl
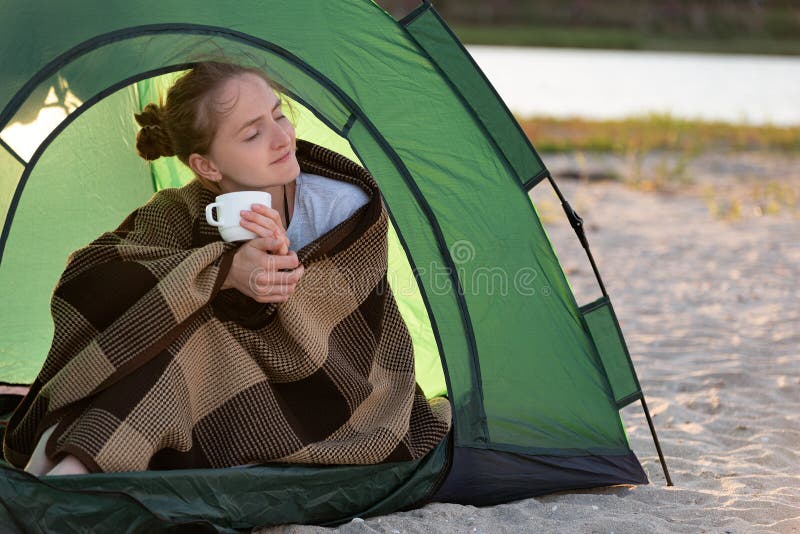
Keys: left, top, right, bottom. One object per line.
{"left": 516, "top": 114, "right": 800, "bottom": 154}
{"left": 702, "top": 180, "right": 799, "bottom": 221}
{"left": 453, "top": 25, "right": 800, "bottom": 56}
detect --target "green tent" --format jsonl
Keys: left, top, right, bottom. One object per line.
{"left": 0, "top": 0, "right": 670, "bottom": 530}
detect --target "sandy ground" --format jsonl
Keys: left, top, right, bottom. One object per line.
{"left": 262, "top": 150, "right": 800, "bottom": 533}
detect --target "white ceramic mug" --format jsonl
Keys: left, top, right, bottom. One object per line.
{"left": 205, "top": 191, "right": 272, "bottom": 242}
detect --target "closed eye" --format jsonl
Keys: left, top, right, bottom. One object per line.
{"left": 244, "top": 115, "right": 287, "bottom": 141}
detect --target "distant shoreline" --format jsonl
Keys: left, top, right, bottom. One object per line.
{"left": 453, "top": 25, "right": 800, "bottom": 57}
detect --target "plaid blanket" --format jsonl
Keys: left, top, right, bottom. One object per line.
{"left": 2, "top": 140, "right": 451, "bottom": 473}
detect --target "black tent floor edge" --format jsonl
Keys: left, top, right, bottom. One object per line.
{"left": 428, "top": 445, "right": 649, "bottom": 507}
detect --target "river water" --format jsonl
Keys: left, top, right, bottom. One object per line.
{"left": 465, "top": 45, "right": 800, "bottom": 126}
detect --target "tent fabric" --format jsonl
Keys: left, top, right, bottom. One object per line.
{"left": 0, "top": 0, "right": 652, "bottom": 529}
{"left": 0, "top": 431, "right": 451, "bottom": 532}
{"left": 580, "top": 296, "right": 643, "bottom": 407}
{"left": 429, "top": 445, "right": 647, "bottom": 507}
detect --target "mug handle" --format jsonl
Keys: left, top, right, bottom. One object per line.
{"left": 205, "top": 202, "right": 224, "bottom": 227}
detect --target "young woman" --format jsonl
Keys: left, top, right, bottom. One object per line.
{"left": 21, "top": 61, "right": 377, "bottom": 475}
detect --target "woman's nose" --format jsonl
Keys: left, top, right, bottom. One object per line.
{"left": 269, "top": 122, "right": 292, "bottom": 147}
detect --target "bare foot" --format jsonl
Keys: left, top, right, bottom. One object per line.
{"left": 0, "top": 385, "right": 29, "bottom": 396}
{"left": 45, "top": 454, "right": 90, "bottom": 476}
{"left": 24, "top": 424, "right": 58, "bottom": 475}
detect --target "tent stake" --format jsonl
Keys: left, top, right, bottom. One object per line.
{"left": 640, "top": 396, "right": 673, "bottom": 486}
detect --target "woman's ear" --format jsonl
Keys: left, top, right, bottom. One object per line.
{"left": 188, "top": 153, "right": 221, "bottom": 182}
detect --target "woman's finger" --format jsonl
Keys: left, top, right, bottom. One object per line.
{"left": 240, "top": 211, "right": 281, "bottom": 237}
{"left": 266, "top": 251, "right": 301, "bottom": 271}
{"left": 249, "top": 274, "right": 299, "bottom": 300}
{"left": 247, "top": 236, "right": 292, "bottom": 255}
{"left": 253, "top": 293, "right": 291, "bottom": 304}
{"left": 254, "top": 265, "right": 305, "bottom": 286}
{"left": 276, "top": 236, "right": 290, "bottom": 256}
{"left": 239, "top": 218, "right": 277, "bottom": 239}
{"left": 250, "top": 204, "right": 284, "bottom": 228}
{"left": 241, "top": 208, "right": 282, "bottom": 232}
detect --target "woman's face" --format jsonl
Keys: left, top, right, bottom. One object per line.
{"left": 199, "top": 73, "right": 300, "bottom": 193}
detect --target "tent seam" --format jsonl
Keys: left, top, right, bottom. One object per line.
{"left": 524, "top": 169, "right": 550, "bottom": 191}
{"left": 0, "top": 137, "right": 26, "bottom": 167}
{"left": 398, "top": 1, "right": 431, "bottom": 27}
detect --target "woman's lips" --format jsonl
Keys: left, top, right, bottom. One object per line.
{"left": 272, "top": 151, "right": 292, "bottom": 164}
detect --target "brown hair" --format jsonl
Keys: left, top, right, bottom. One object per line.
{"left": 134, "top": 61, "right": 292, "bottom": 195}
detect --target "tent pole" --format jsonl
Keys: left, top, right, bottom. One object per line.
{"left": 545, "top": 173, "right": 672, "bottom": 485}
{"left": 546, "top": 175, "right": 608, "bottom": 297}
{"left": 640, "top": 396, "right": 673, "bottom": 486}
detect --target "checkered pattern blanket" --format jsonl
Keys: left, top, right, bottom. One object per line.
{"left": 2, "top": 140, "right": 451, "bottom": 473}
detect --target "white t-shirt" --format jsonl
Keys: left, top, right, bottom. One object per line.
{"left": 285, "top": 171, "right": 370, "bottom": 251}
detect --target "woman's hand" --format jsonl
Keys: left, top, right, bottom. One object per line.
{"left": 220, "top": 203, "right": 305, "bottom": 303}
{"left": 239, "top": 203, "right": 290, "bottom": 255}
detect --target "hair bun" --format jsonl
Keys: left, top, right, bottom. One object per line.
{"left": 134, "top": 103, "right": 175, "bottom": 160}
{"left": 134, "top": 102, "right": 164, "bottom": 128}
